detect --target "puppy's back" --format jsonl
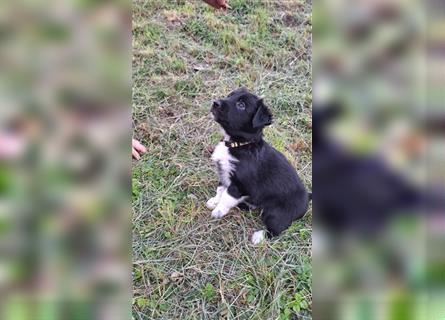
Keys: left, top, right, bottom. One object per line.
{"left": 237, "top": 142, "right": 309, "bottom": 217}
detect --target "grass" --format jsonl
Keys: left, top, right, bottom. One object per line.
{"left": 132, "top": 0, "right": 312, "bottom": 319}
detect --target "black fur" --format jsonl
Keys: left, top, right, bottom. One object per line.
{"left": 211, "top": 87, "right": 309, "bottom": 237}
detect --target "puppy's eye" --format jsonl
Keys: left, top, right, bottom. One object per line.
{"left": 236, "top": 101, "right": 246, "bottom": 110}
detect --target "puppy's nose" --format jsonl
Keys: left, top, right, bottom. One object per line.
{"left": 212, "top": 100, "right": 222, "bottom": 108}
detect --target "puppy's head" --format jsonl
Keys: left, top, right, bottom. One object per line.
{"left": 211, "top": 87, "right": 272, "bottom": 138}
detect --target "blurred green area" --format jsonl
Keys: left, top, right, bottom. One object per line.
{"left": 313, "top": 0, "right": 445, "bottom": 319}
{"left": 0, "top": 0, "right": 131, "bottom": 319}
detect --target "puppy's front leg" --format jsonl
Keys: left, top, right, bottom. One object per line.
{"left": 211, "top": 184, "right": 246, "bottom": 218}
{"left": 206, "top": 185, "right": 225, "bottom": 209}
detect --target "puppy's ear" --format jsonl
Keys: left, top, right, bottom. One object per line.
{"left": 252, "top": 99, "right": 272, "bottom": 128}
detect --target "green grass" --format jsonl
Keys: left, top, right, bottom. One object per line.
{"left": 132, "top": 0, "right": 312, "bottom": 319}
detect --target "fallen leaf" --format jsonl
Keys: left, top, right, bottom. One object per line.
{"left": 163, "top": 10, "right": 180, "bottom": 23}
{"left": 170, "top": 271, "right": 184, "bottom": 284}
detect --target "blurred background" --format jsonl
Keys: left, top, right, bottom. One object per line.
{"left": 0, "top": 0, "right": 131, "bottom": 319}
{"left": 313, "top": 0, "right": 445, "bottom": 319}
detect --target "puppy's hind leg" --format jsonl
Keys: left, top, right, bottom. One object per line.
{"left": 251, "top": 209, "right": 291, "bottom": 244}
{"left": 206, "top": 185, "right": 225, "bottom": 209}
{"left": 265, "top": 216, "right": 291, "bottom": 237}
{"left": 211, "top": 184, "right": 246, "bottom": 219}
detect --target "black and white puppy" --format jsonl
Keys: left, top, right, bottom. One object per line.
{"left": 207, "top": 87, "right": 310, "bottom": 244}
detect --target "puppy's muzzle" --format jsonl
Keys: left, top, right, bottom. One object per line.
{"left": 211, "top": 100, "right": 223, "bottom": 117}
{"left": 212, "top": 100, "right": 222, "bottom": 109}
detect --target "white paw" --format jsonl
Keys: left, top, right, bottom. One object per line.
{"left": 211, "top": 207, "right": 228, "bottom": 219}
{"left": 206, "top": 197, "right": 219, "bottom": 209}
{"left": 251, "top": 230, "right": 266, "bottom": 245}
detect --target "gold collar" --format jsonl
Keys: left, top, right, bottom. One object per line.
{"left": 224, "top": 140, "right": 254, "bottom": 148}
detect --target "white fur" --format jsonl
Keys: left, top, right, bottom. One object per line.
{"left": 251, "top": 230, "right": 266, "bottom": 244}
{"left": 206, "top": 186, "right": 225, "bottom": 209}
{"left": 211, "top": 190, "right": 246, "bottom": 218}
{"left": 211, "top": 141, "right": 237, "bottom": 187}
{"left": 209, "top": 131, "right": 244, "bottom": 218}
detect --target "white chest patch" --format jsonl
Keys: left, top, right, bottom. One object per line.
{"left": 211, "top": 141, "right": 237, "bottom": 187}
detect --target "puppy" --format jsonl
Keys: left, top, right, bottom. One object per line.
{"left": 207, "top": 87, "right": 309, "bottom": 244}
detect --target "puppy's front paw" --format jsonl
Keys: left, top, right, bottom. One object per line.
{"left": 251, "top": 230, "right": 266, "bottom": 245}
{"left": 211, "top": 207, "right": 228, "bottom": 219}
{"left": 206, "top": 197, "right": 219, "bottom": 209}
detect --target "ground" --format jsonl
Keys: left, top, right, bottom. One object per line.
{"left": 132, "top": 0, "right": 312, "bottom": 319}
